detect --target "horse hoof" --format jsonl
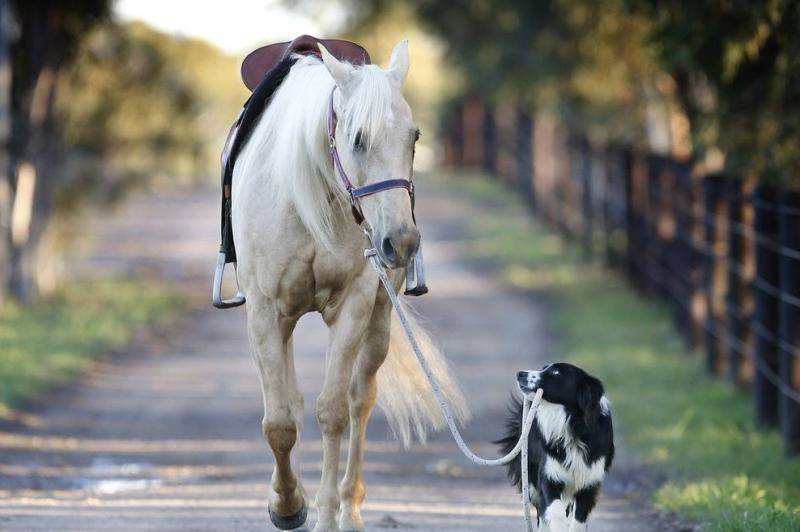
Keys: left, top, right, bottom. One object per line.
{"left": 269, "top": 503, "right": 307, "bottom": 530}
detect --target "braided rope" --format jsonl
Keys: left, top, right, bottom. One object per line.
{"left": 365, "top": 249, "right": 543, "bottom": 531}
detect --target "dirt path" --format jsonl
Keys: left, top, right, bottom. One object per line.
{"left": 0, "top": 182, "right": 669, "bottom": 531}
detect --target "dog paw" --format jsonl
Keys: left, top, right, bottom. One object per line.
{"left": 568, "top": 521, "right": 588, "bottom": 532}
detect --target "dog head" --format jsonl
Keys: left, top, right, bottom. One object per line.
{"left": 517, "top": 363, "right": 608, "bottom": 425}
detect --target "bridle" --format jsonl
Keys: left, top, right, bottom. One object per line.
{"left": 327, "top": 87, "right": 415, "bottom": 226}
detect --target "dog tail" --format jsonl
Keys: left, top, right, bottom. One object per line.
{"left": 494, "top": 395, "right": 524, "bottom": 491}
{"left": 376, "top": 301, "right": 470, "bottom": 447}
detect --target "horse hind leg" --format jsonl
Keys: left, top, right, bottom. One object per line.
{"left": 338, "top": 304, "right": 391, "bottom": 531}
{"left": 247, "top": 307, "right": 307, "bottom": 530}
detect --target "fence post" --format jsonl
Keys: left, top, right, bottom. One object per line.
{"left": 644, "top": 156, "right": 660, "bottom": 296}
{"left": 687, "top": 168, "right": 706, "bottom": 348}
{"left": 516, "top": 108, "right": 534, "bottom": 203}
{"left": 703, "top": 175, "right": 725, "bottom": 374}
{"left": 753, "top": 184, "right": 781, "bottom": 428}
{"left": 673, "top": 162, "right": 693, "bottom": 343}
{"left": 452, "top": 101, "right": 464, "bottom": 167}
{"left": 726, "top": 179, "right": 745, "bottom": 384}
{"left": 778, "top": 190, "right": 800, "bottom": 455}
{"left": 579, "top": 138, "right": 593, "bottom": 257}
{"left": 662, "top": 162, "right": 682, "bottom": 333}
{"left": 623, "top": 149, "right": 638, "bottom": 286}
{"left": 482, "top": 102, "right": 496, "bottom": 175}
{"left": 601, "top": 147, "right": 614, "bottom": 266}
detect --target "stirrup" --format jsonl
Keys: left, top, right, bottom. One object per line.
{"left": 212, "top": 251, "right": 246, "bottom": 309}
{"left": 404, "top": 245, "right": 428, "bottom": 296}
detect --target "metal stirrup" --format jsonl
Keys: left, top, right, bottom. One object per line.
{"left": 212, "top": 251, "right": 246, "bottom": 309}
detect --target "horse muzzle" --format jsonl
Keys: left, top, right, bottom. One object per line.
{"left": 376, "top": 226, "right": 420, "bottom": 269}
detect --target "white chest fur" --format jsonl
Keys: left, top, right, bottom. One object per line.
{"left": 536, "top": 401, "right": 606, "bottom": 491}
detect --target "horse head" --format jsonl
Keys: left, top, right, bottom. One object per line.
{"left": 320, "top": 41, "right": 420, "bottom": 268}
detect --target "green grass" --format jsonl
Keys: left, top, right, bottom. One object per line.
{"left": 0, "top": 277, "right": 184, "bottom": 416}
{"left": 428, "top": 171, "right": 800, "bottom": 531}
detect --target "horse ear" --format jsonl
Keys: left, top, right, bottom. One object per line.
{"left": 388, "top": 39, "right": 409, "bottom": 86}
{"left": 578, "top": 378, "right": 603, "bottom": 427}
{"left": 319, "top": 43, "right": 354, "bottom": 90}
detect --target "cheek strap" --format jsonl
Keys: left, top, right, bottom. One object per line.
{"left": 327, "top": 87, "right": 415, "bottom": 225}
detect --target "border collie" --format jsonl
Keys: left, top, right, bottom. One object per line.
{"left": 496, "top": 363, "right": 614, "bottom": 531}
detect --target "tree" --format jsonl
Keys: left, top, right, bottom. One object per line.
{"left": 627, "top": 0, "right": 800, "bottom": 185}
{"left": 0, "top": 8, "right": 247, "bottom": 302}
{"left": 3, "top": 0, "right": 110, "bottom": 301}
{"left": 317, "top": 0, "right": 800, "bottom": 183}
{"left": 328, "top": 0, "right": 669, "bottom": 145}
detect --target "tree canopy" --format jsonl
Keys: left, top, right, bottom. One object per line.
{"left": 1, "top": 3, "right": 247, "bottom": 302}
{"left": 331, "top": 0, "right": 800, "bottom": 185}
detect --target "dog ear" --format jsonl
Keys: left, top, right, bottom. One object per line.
{"left": 578, "top": 377, "right": 604, "bottom": 427}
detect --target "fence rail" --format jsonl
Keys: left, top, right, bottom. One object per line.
{"left": 442, "top": 98, "right": 800, "bottom": 457}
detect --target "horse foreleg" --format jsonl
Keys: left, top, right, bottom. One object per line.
{"left": 247, "top": 303, "right": 307, "bottom": 530}
{"left": 338, "top": 299, "right": 391, "bottom": 532}
{"left": 315, "top": 287, "right": 376, "bottom": 532}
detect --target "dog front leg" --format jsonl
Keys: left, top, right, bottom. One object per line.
{"left": 569, "top": 486, "right": 599, "bottom": 532}
{"left": 537, "top": 477, "right": 568, "bottom": 532}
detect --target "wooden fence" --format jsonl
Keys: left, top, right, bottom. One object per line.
{"left": 442, "top": 98, "right": 800, "bottom": 457}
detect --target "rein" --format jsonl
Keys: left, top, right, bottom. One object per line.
{"left": 364, "top": 247, "right": 543, "bottom": 532}
{"left": 327, "top": 87, "right": 415, "bottom": 225}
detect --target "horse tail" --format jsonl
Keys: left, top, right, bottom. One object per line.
{"left": 376, "top": 301, "right": 470, "bottom": 447}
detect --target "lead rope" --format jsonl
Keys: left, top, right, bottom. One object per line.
{"left": 364, "top": 248, "right": 543, "bottom": 532}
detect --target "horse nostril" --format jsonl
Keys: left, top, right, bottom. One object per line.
{"left": 381, "top": 237, "right": 397, "bottom": 264}
{"left": 517, "top": 371, "right": 527, "bottom": 381}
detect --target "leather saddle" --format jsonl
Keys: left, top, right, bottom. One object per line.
{"left": 214, "top": 35, "right": 428, "bottom": 308}
{"left": 241, "top": 34, "right": 371, "bottom": 91}
{"left": 213, "top": 35, "right": 372, "bottom": 308}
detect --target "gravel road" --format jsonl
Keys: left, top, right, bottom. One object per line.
{"left": 0, "top": 181, "right": 676, "bottom": 531}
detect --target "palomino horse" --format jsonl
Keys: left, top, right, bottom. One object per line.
{"left": 232, "top": 41, "right": 468, "bottom": 531}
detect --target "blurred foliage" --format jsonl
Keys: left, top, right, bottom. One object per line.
{"left": 334, "top": 0, "right": 668, "bottom": 146}
{"left": 626, "top": 0, "right": 800, "bottom": 185}
{"left": 56, "top": 21, "right": 248, "bottom": 210}
{"left": 2, "top": 9, "right": 248, "bottom": 301}
{"left": 429, "top": 170, "right": 800, "bottom": 531}
{"left": 0, "top": 276, "right": 183, "bottom": 416}
{"left": 339, "top": 2, "right": 459, "bottom": 139}
{"left": 3, "top": 0, "right": 112, "bottom": 302}
{"left": 328, "top": 0, "right": 800, "bottom": 184}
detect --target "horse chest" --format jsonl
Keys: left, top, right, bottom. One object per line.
{"left": 269, "top": 248, "right": 364, "bottom": 316}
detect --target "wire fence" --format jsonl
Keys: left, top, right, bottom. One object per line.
{"left": 442, "top": 97, "right": 800, "bottom": 457}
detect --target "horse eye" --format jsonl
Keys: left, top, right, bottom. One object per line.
{"left": 552, "top": 370, "right": 560, "bottom": 375}
{"left": 414, "top": 129, "right": 421, "bottom": 142}
{"left": 353, "top": 131, "right": 365, "bottom": 152}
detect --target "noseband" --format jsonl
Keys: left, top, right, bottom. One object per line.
{"left": 327, "top": 87, "right": 415, "bottom": 226}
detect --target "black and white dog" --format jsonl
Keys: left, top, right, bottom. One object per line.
{"left": 496, "top": 363, "right": 614, "bottom": 531}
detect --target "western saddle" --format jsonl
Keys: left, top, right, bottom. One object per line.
{"left": 213, "top": 35, "right": 371, "bottom": 309}
{"left": 241, "top": 35, "right": 371, "bottom": 91}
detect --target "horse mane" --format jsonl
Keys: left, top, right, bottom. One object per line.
{"left": 235, "top": 54, "right": 395, "bottom": 251}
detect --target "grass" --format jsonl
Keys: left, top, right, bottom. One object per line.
{"left": 427, "top": 171, "right": 800, "bottom": 531}
{"left": 0, "top": 277, "right": 184, "bottom": 416}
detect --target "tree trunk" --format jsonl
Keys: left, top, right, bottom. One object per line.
{"left": 5, "top": 4, "right": 64, "bottom": 302}
{"left": 0, "top": 0, "right": 11, "bottom": 305}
